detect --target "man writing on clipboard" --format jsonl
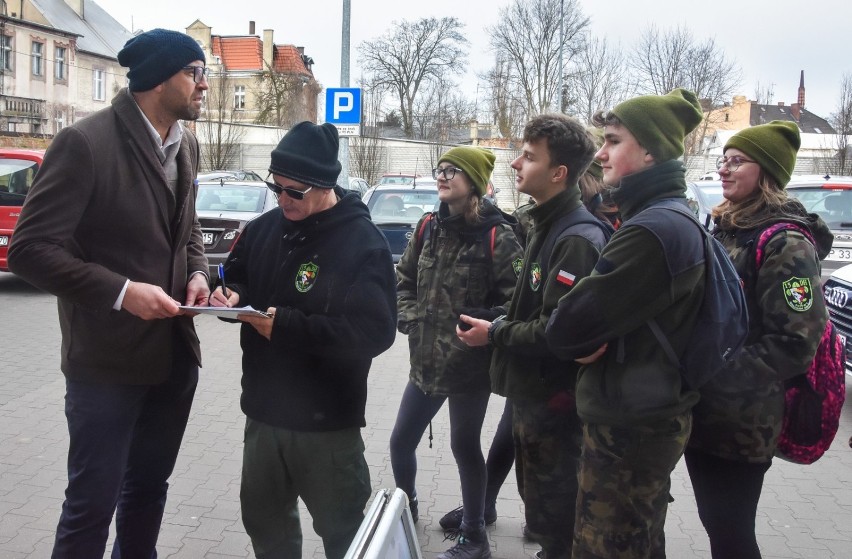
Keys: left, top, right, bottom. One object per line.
{"left": 208, "top": 121, "right": 397, "bottom": 558}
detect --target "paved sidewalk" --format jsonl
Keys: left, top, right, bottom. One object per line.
{"left": 1, "top": 272, "right": 852, "bottom": 558}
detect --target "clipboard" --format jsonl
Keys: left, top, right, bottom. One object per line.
{"left": 179, "top": 305, "right": 271, "bottom": 318}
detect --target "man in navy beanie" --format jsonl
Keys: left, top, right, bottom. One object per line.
{"left": 9, "top": 28, "right": 209, "bottom": 557}
{"left": 207, "top": 122, "right": 397, "bottom": 558}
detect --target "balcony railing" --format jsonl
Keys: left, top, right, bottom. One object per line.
{"left": 0, "top": 95, "right": 44, "bottom": 120}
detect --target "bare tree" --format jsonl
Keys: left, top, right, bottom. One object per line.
{"left": 481, "top": 55, "right": 526, "bottom": 143}
{"left": 830, "top": 73, "right": 852, "bottom": 175}
{"left": 350, "top": 77, "right": 387, "bottom": 185}
{"left": 753, "top": 80, "right": 775, "bottom": 105}
{"left": 630, "top": 25, "right": 741, "bottom": 160}
{"left": 358, "top": 17, "right": 469, "bottom": 138}
{"left": 411, "top": 79, "right": 476, "bottom": 142}
{"left": 253, "top": 62, "right": 322, "bottom": 128}
{"left": 566, "top": 35, "right": 629, "bottom": 123}
{"left": 198, "top": 72, "right": 247, "bottom": 171}
{"left": 489, "top": 0, "right": 589, "bottom": 116}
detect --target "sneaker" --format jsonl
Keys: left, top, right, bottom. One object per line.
{"left": 438, "top": 506, "right": 498, "bottom": 531}
{"left": 436, "top": 533, "right": 492, "bottom": 559}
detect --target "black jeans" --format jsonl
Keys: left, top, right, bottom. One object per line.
{"left": 389, "top": 381, "right": 490, "bottom": 533}
{"left": 483, "top": 398, "right": 515, "bottom": 513}
{"left": 52, "top": 342, "right": 198, "bottom": 559}
{"left": 684, "top": 448, "right": 772, "bottom": 559}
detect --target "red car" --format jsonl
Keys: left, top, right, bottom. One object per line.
{"left": 0, "top": 148, "right": 44, "bottom": 272}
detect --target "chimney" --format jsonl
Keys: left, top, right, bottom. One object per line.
{"left": 798, "top": 70, "right": 805, "bottom": 109}
{"left": 777, "top": 101, "right": 785, "bottom": 107}
{"left": 262, "top": 29, "right": 274, "bottom": 70}
{"left": 249, "top": 21, "right": 255, "bottom": 35}
{"left": 65, "top": 0, "right": 84, "bottom": 18}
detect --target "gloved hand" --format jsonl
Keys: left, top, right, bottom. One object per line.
{"left": 457, "top": 307, "right": 503, "bottom": 331}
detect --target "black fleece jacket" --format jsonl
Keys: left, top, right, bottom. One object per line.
{"left": 223, "top": 188, "right": 397, "bottom": 431}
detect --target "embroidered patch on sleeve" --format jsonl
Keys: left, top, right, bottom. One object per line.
{"left": 512, "top": 257, "right": 523, "bottom": 277}
{"left": 556, "top": 270, "right": 576, "bottom": 286}
{"left": 782, "top": 277, "right": 813, "bottom": 312}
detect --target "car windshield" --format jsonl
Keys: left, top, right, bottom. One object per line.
{"left": 196, "top": 185, "right": 267, "bottom": 213}
{"left": 0, "top": 158, "right": 39, "bottom": 204}
{"left": 695, "top": 183, "right": 725, "bottom": 209}
{"left": 370, "top": 190, "right": 439, "bottom": 223}
{"left": 787, "top": 187, "right": 852, "bottom": 229}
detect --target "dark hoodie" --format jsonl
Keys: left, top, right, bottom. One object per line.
{"left": 223, "top": 187, "right": 397, "bottom": 432}
{"left": 396, "top": 199, "right": 523, "bottom": 395}
{"left": 688, "top": 198, "right": 832, "bottom": 462}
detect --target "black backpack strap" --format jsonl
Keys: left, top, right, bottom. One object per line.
{"left": 540, "top": 205, "right": 612, "bottom": 279}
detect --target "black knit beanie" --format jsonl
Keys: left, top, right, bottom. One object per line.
{"left": 118, "top": 29, "right": 206, "bottom": 92}
{"left": 269, "top": 122, "right": 342, "bottom": 188}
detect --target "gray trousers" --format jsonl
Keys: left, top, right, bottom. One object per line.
{"left": 240, "top": 417, "right": 371, "bottom": 559}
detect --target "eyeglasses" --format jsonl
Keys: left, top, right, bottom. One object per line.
{"left": 265, "top": 179, "right": 313, "bottom": 200}
{"left": 182, "top": 65, "right": 209, "bottom": 84}
{"left": 716, "top": 155, "right": 757, "bottom": 172}
{"left": 433, "top": 166, "right": 464, "bottom": 180}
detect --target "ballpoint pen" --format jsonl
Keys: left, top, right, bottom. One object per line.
{"left": 218, "top": 263, "right": 229, "bottom": 299}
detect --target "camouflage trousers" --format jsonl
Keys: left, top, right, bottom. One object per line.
{"left": 572, "top": 413, "right": 692, "bottom": 559}
{"left": 514, "top": 391, "right": 583, "bottom": 559}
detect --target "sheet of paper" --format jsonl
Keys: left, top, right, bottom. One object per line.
{"left": 179, "top": 305, "right": 271, "bottom": 318}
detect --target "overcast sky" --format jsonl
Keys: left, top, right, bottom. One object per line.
{"left": 96, "top": 0, "right": 848, "bottom": 122}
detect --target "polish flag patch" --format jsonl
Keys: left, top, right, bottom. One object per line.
{"left": 556, "top": 270, "right": 576, "bottom": 286}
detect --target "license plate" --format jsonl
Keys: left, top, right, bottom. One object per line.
{"left": 828, "top": 248, "right": 852, "bottom": 262}
{"left": 0, "top": 236, "right": 8, "bottom": 246}
{"left": 202, "top": 232, "right": 214, "bottom": 246}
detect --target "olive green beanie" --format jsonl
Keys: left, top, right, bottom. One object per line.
{"left": 723, "top": 120, "right": 800, "bottom": 187}
{"left": 610, "top": 88, "right": 703, "bottom": 162}
{"left": 439, "top": 146, "right": 496, "bottom": 196}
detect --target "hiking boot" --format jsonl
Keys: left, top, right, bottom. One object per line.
{"left": 438, "top": 506, "right": 497, "bottom": 531}
{"left": 436, "top": 531, "right": 492, "bottom": 559}
{"left": 409, "top": 496, "right": 418, "bottom": 524}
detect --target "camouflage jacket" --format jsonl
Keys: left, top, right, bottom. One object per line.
{"left": 688, "top": 206, "right": 831, "bottom": 462}
{"left": 397, "top": 200, "right": 523, "bottom": 395}
{"left": 545, "top": 161, "right": 703, "bottom": 426}
{"left": 490, "top": 187, "right": 605, "bottom": 402}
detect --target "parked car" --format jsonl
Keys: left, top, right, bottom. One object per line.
{"left": 785, "top": 175, "right": 852, "bottom": 279}
{"left": 197, "top": 169, "right": 264, "bottom": 182}
{"left": 822, "top": 263, "right": 852, "bottom": 373}
{"left": 376, "top": 173, "right": 421, "bottom": 187}
{"left": 685, "top": 180, "right": 724, "bottom": 229}
{"left": 347, "top": 176, "right": 370, "bottom": 196}
{"left": 0, "top": 148, "right": 44, "bottom": 272}
{"left": 362, "top": 183, "right": 440, "bottom": 262}
{"left": 195, "top": 179, "right": 278, "bottom": 276}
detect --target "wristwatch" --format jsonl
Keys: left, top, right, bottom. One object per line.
{"left": 488, "top": 315, "right": 507, "bottom": 345}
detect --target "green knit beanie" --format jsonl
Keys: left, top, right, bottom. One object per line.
{"left": 439, "top": 146, "right": 496, "bottom": 196}
{"left": 724, "top": 120, "right": 800, "bottom": 187}
{"left": 610, "top": 88, "right": 703, "bottom": 162}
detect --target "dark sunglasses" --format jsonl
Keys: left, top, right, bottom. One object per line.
{"left": 265, "top": 180, "right": 313, "bottom": 200}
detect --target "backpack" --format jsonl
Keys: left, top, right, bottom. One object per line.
{"left": 415, "top": 212, "right": 498, "bottom": 260}
{"left": 753, "top": 222, "right": 846, "bottom": 464}
{"left": 638, "top": 199, "right": 749, "bottom": 390}
{"left": 538, "top": 205, "right": 613, "bottom": 279}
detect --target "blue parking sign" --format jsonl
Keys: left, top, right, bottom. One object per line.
{"left": 325, "top": 88, "right": 361, "bottom": 125}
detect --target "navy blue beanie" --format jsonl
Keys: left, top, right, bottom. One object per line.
{"left": 269, "top": 122, "right": 342, "bottom": 188}
{"left": 118, "top": 29, "right": 206, "bottom": 92}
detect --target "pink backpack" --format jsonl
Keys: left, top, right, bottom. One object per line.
{"left": 754, "top": 222, "right": 846, "bottom": 464}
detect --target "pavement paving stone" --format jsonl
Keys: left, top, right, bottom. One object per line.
{"left": 2, "top": 272, "right": 852, "bottom": 558}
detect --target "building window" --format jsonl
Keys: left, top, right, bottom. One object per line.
{"left": 54, "top": 47, "right": 66, "bottom": 81}
{"left": 1, "top": 35, "right": 12, "bottom": 71}
{"left": 93, "top": 69, "right": 105, "bottom": 101}
{"left": 31, "top": 41, "right": 43, "bottom": 76}
{"left": 234, "top": 85, "right": 245, "bottom": 110}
